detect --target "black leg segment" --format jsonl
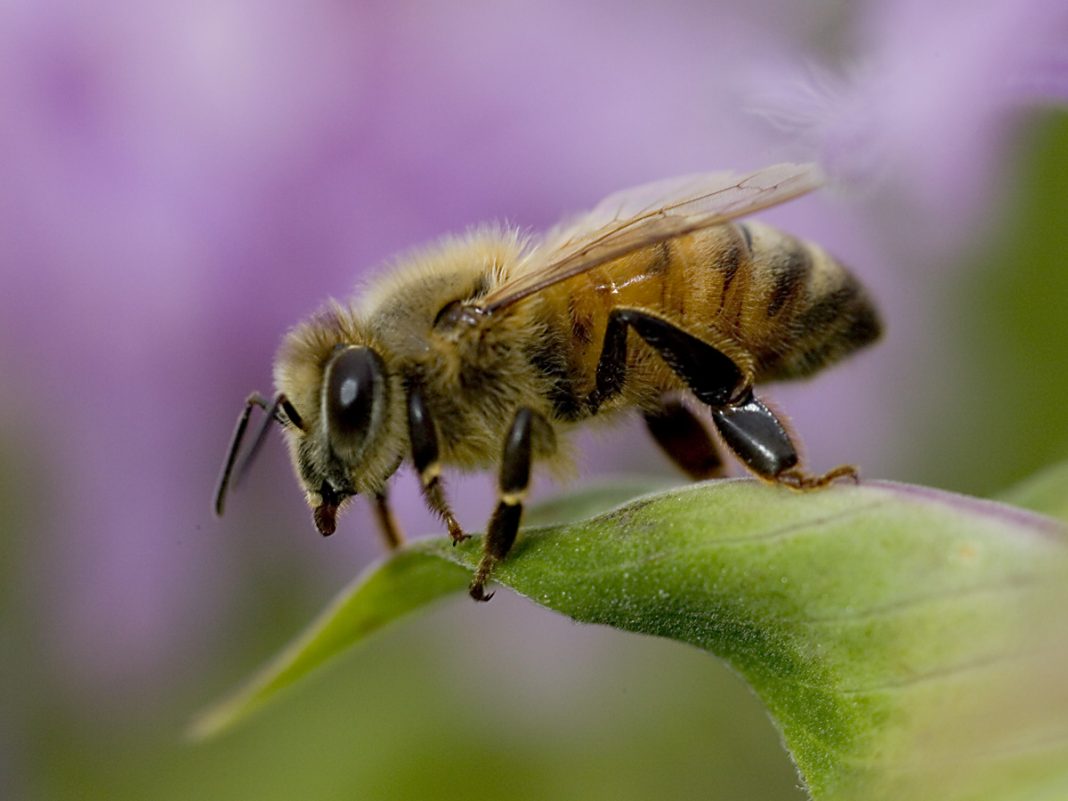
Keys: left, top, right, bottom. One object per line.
{"left": 710, "top": 389, "right": 798, "bottom": 479}
{"left": 589, "top": 308, "right": 745, "bottom": 412}
{"left": 407, "top": 385, "right": 466, "bottom": 543}
{"left": 589, "top": 310, "right": 630, "bottom": 411}
{"left": 644, "top": 400, "right": 725, "bottom": 480}
{"left": 470, "top": 407, "right": 535, "bottom": 601}
{"left": 407, "top": 384, "right": 439, "bottom": 477}
{"left": 709, "top": 389, "right": 859, "bottom": 488}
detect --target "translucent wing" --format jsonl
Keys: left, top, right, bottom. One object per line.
{"left": 482, "top": 163, "right": 824, "bottom": 312}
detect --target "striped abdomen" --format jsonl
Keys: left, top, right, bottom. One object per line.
{"left": 537, "top": 220, "right": 881, "bottom": 413}
{"left": 732, "top": 220, "right": 882, "bottom": 381}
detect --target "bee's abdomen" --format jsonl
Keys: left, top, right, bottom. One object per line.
{"left": 533, "top": 222, "right": 880, "bottom": 416}
{"left": 740, "top": 222, "right": 882, "bottom": 381}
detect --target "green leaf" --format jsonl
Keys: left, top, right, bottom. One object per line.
{"left": 193, "top": 480, "right": 1068, "bottom": 801}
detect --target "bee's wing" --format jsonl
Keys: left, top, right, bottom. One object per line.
{"left": 482, "top": 163, "right": 824, "bottom": 312}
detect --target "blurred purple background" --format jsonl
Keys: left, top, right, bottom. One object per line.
{"left": 1, "top": 0, "right": 1066, "bottom": 795}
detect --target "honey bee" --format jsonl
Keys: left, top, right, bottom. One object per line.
{"left": 215, "top": 163, "right": 881, "bottom": 600}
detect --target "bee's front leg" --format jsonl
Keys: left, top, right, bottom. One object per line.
{"left": 407, "top": 384, "right": 467, "bottom": 544}
{"left": 470, "top": 407, "right": 536, "bottom": 602}
{"left": 370, "top": 489, "right": 406, "bottom": 550}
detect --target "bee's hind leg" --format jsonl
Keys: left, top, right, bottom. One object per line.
{"left": 470, "top": 407, "right": 537, "bottom": 602}
{"left": 776, "top": 463, "right": 859, "bottom": 489}
{"left": 589, "top": 307, "right": 745, "bottom": 412}
{"left": 598, "top": 307, "right": 855, "bottom": 489}
{"left": 709, "top": 389, "right": 858, "bottom": 489}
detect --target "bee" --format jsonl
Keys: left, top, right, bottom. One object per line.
{"left": 215, "top": 163, "right": 881, "bottom": 601}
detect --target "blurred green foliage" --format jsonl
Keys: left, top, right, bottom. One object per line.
{"left": 999, "top": 459, "right": 1068, "bottom": 521}
{"left": 919, "top": 112, "right": 1068, "bottom": 495}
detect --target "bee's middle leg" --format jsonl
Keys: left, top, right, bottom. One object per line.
{"left": 470, "top": 407, "right": 537, "bottom": 602}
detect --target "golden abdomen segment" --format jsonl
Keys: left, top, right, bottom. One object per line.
{"left": 544, "top": 221, "right": 882, "bottom": 412}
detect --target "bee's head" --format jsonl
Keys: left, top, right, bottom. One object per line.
{"left": 212, "top": 337, "right": 401, "bottom": 534}
{"left": 271, "top": 306, "right": 406, "bottom": 536}
{"left": 296, "top": 343, "right": 401, "bottom": 535}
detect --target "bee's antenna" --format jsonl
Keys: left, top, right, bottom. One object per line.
{"left": 233, "top": 394, "right": 286, "bottom": 488}
{"left": 215, "top": 393, "right": 269, "bottom": 516}
{"left": 214, "top": 392, "right": 302, "bottom": 517}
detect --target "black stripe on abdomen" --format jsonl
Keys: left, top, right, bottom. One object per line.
{"left": 766, "top": 241, "right": 812, "bottom": 319}
{"left": 789, "top": 275, "right": 882, "bottom": 375}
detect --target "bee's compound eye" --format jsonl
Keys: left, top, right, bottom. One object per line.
{"left": 325, "top": 346, "right": 383, "bottom": 446}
